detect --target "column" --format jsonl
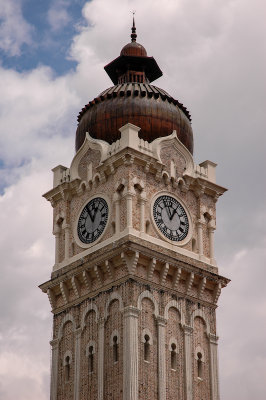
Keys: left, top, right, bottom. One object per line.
{"left": 123, "top": 306, "right": 140, "bottom": 400}
{"left": 74, "top": 328, "right": 82, "bottom": 400}
{"left": 63, "top": 222, "right": 70, "bottom": 261}
{"left": 209, "top": 333, "right": 220, "bottom": 400}
{"left": 183, "top": 325, "right": 193, "bottom": 400}
{"left": 50, "top": 338, "right": 59, "bottom": 400}
{"left": 197, "top": 219, "right": 204, "bottom": 259}
{"left": 98, "top": 318, "right": 105, "bottom": 400}
{"left": 208, "top": 223, "right": 216, "bottom": 265}
{"left": 157, "top": 316, "right": 167, "bottom": 400}
{"left": 125, "top": 189, "right": 134, "bottom": 228}
{"left": 53, "top": 227, "right": 60, "bottom": 265}
{"left": 113, "top": 193, "right": 120, "bottom": 234}
{"left": 139, "top": 194, "right": 146, "bottom": 233}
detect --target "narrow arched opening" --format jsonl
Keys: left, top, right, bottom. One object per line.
{"left": 197, "top": 352, "right": 203, "bottom": 379}
{"left": 144, "top": 334, "right": 150, "bottom": 362}
{"left": 65, "top": 355, "right": 70, "bottom": 382}
{"left": 113, "top": 335, "right": 118, "bottom": 362}
{"left": 88, "top": 346, "right": 94, "bottom": 373}
{"left": 171, "top": 343, "right": 177, "bottom": 370}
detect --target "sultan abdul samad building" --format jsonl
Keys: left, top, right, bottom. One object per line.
{"left": 40, "top": 19, "right": 229, "bottom": 400}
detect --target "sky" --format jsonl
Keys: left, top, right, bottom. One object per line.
{"left": 0, "top": 0, "right": 265, "bottom": 399}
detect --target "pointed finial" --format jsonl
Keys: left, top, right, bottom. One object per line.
{"left": 131, "top": 10, "right": 137, "bottom": 42}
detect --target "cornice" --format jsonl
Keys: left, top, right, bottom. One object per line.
{"left": 39, "top": 236, "right": 230, "bottom": 314}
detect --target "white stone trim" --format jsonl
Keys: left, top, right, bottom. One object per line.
{"left": 137, "top": 290, "right": 159, "bottom": 317}
{"left": 141, "top": 328, "right": 153, "bottom": 345}
{"left": 81, "top": 303, "right": 99, "bottom": 330}
{"left": 104, "top": 291, "right": 124, "bottom": 319}
{"left": 52, "top": 227, "right": 218, "bottom": 273}
{"left": 164, "top": 299, "right": 185, "bottom": 325}
{"left": 58, "top": 313, "right": 76, "bottom": 341}
{"left": 152, "top": 130, "right": 194, "bottom": 175}
{"left": 110, "top": 330, "right": 120, "bottom": 346}
{"left": 70, "top": 132, "right": 109, "bottom": 180}
{"left": 190, "top": 309, "right": 210, "bottom": 336}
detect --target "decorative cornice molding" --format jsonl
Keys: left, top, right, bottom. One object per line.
{"left": 43, "top": 124, "right": 227, "bottom": 208}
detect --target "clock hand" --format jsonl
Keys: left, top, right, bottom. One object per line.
{"left": 91, "top": 204, "right": 100, "bottom": 223}
{"left": 86, "top": 206, "right": 93, "bottom": 222}
{"left": 169, "top": 208, "right": 177, "bottom": 221}
{"left": 163, "top": 200, "right": 171, "bottom": 219}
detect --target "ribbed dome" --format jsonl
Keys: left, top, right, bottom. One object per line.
{"left": 76, "top": 83, "right": 193, "bottom": 154}
{"left": 120, "top": 41, "right": 147, "bottom": 57}
{"left": 75, "top": 18, "right": 194, "bottom": 154}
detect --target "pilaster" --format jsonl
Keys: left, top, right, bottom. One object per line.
{"left": 209, "top": 333, "right": 220, "bottom": 400}
{"left": 113, "top": 193, "right": 121, "bottom": 234}
{"left": 183, "top": 325, "right": 193, "bottom": 400}
{"left": 98, "top": 318, "right": 105, "bottom": 400}
{"left": 63, "top": 222, "right": 71, "bottom": 261}
{"left": 123, "top": 306, "right": 140, "bottom": 400}
{"left": 74, "top": 327, "right": 82, "bottom": 400}
{"left": 139, "top": 193, "right": 147, "bottom": 233}
{"left": 197, "top": 219, "right": 204, "bottom": 260}
{"left": 53, "top": 227, "right": 60, "bottom": 266}
{"left": 50, "top": 338, "right": 59, "bottom": 400}
{"left": 124, "top": 189, "right": 135, "bottom": 228}
{"left": 157, "top": 316, "right": 167, "bottom": 400}
{"left": 208, "top": 223, "right": 216, "bottom": 265}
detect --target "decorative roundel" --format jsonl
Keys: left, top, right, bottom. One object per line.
{"left": 153, "top": 195, "right": 189, "bottom": 242}
{"left": 77, "top": 197, "right": 108, "bottom": 244}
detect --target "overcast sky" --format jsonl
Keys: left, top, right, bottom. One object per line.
{"left": 0, "top": 0, "right": 265, "bottom": 399}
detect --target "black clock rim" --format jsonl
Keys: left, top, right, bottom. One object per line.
{"left": 77, "top": 197, "right": 109, "bottom": 244}
{"left": 153, "top": 195, "right": 189, "bottom": 242}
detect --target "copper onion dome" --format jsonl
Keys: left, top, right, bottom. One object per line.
{"left": 75, "top": 18, "right": 194, "bottom": 154}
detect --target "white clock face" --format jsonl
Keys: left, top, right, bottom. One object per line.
{"left": 77, "top": 197, "right": 108, "bottom": 244}
{"left": 153, "top": 195, "right": 189, "bottom": 241}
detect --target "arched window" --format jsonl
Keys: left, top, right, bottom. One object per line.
{"left": 65, "top": 355, "right": 70, "bottom": 382}
{"left": 171, "top": 343, "right": 177, "bottom": 370}
{"left": 88, "top": 345, "right": 94, "bottom": 373}
{"left": 113, "top": 335, "right": 118, "bottom": 362}
{"left": 197, "top": 352, "right": 203, "bottom": 379}
{"left": 144, "top": 334, "right": 150, "bottom": 362}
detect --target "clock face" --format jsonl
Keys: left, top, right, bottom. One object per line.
{"left": 153, "top": 195, "right": 189, "bottom": 241}
{"left": 77, "top": 197, "right": 109, "bottom": 244}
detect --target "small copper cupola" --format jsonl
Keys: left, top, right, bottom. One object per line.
{"left": 104, "top": 17, "right": 162, "bottom": 85}
{"left": 76, "top": 19, "right": 194, "bottom": 154}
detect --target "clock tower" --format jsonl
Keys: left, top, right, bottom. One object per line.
{"left": 40, "top": 20, "right": 229, "bottom": 400}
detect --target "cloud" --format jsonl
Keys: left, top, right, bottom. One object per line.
{"left": 0, "top": 0, "right": 33, "bottom": 56}
{"left": 0, "top": 64, "right": 79, "bottom": 190}
{"left": 0, "top": 0, "right": 265, "bottom": 399}
{"left": 47, "top": 0, "right": 71, "bottom": 32}
{"left": 218, "top": 238, "right": 266, "bottom": 399}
